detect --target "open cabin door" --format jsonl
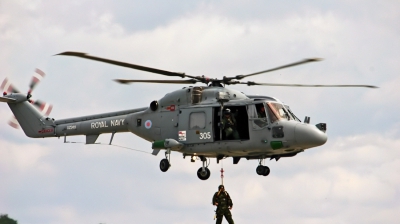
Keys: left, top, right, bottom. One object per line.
{"left": 178, "top": 107, "right": 214, "bottom": 143}
{"left": 213, "top": 106, "right": 250, "bottom": 141}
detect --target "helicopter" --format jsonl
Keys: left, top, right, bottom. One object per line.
{"left": 0, "top": 52, "right": 377, "bottom": 180}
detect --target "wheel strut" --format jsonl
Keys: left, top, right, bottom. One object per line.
{"left": 256, "top": 157, "right": 270, "bottom": 177}
{"left": 197, "top": 156, "right": 211, "bottom": 180}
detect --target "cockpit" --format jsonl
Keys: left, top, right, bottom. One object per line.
{"left": 266, "top": 102, "right": 300, "bottom": 122}
{"left": 249, "top": 102, "right": 301, "bottom": 130}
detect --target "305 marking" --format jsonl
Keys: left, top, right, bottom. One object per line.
{"left": 199, "top": 132, "right": 211, "bottom": 139}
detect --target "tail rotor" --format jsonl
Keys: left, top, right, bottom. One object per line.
{"left": 1, "top": 69, "right": 53, "bottom": 129}
{"left": 28, "top": 68, "right": 46, "bottom": 97}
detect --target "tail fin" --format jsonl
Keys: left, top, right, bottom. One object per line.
{"left": 1, "top": 93, "right": 55, "bottom": 138}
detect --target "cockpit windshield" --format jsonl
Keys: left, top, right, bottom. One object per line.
{"left": 284, "top": 105, "right": 301, "bottom": 122}
{"left": 266, "top": 102, "right": 298, "bottom": 122}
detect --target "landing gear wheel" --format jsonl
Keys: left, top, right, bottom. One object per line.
{"left": 256, "top": 165, "right": 265, "bottom": 175}
{"left": 160, "top": 158, "right": 170, "bottom": 172}
{"left": 197, "top": 167, "right": 211, "bottom": 180}
{"left": 256, "top": 165, "right": 270, "bottom": 176}
{"left": 262, "top": 166, "right": 270, "bottom": 176}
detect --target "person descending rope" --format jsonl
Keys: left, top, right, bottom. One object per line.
{"left": 212, "top": 185, "right": 234, "bottom": 224}
{"left": 212, "top": 166, "right": 234, "bottom": 224}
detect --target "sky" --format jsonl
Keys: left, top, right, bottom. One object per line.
{"left": 0, "top": 0, "right": 399, "bottom": 223}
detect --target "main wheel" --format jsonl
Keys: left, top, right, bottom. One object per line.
{"left": 160, "top": 159, "right": 170, "bottom": 172}
{"left": 197, "top": 167, "right": 211, "bottom": 180}
{"left": 262, "top": 166, "right": 270, "bottom": 176}
{"left": 256, "top": 165, "right": 265, "bottom": 175}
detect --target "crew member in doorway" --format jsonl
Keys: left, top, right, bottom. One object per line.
{"left": 212, "top": 185, "right": 234, "bottom": 224}
{"left": 221, "top": 109, "right": 239, "bottom": 140}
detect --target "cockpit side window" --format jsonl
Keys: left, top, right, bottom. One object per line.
{"left": 255, "top": 103, "right": 266, "bottom": 118}
{"left": 249, "top": 104, "right": 268, "bottom": 129}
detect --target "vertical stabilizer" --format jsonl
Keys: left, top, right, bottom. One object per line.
{"left": 3, "top": 93, "right": 55, "bottom": 138}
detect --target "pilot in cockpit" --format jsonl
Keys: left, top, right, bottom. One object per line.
{"left": 256, "top": 104, "right": 266, "bottom": 118}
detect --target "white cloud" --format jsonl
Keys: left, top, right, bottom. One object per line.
{"left": 0, "top": 140, "right": 54, "bottom": 174}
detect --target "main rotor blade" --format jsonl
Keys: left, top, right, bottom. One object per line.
{"left": 57, "top": 51, "right": 196, "bottom": 79}
{"left": 234, "top": 58, "right": 323, "bottom": 80}
{"left": 114, "top": 79, "right": 199, "bottom": 84}
{"left": 239, "top": 81, "right": 378, "bottom": 88}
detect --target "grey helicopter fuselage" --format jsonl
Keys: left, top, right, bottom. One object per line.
{"left": 127, "top": 85, "right": 327, "bottom": 160}
{"left": 3, "top": 85, "right": 327, "bottom": 162}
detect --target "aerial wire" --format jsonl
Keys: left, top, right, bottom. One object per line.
{"left": 63, "top": 141, "right": 152, "bottom": 155}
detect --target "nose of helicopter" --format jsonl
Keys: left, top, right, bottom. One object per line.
{"left": 294, "top": 123, "right": 327, "bottom": 148}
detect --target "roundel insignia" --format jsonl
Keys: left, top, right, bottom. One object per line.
{"left": 145, "top": 120, "right": 152, "bottom": 129}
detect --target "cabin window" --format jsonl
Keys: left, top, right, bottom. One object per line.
{"left": 190, "top": 112, "right": 206, "bottom": 129}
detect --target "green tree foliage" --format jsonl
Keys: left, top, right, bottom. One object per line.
{"left": 0, "top": 214, "right": 17, "bottom": 224}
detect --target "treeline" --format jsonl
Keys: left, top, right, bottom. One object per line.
{"left": 0, "top": 214, "right": 17, "bottom": 224}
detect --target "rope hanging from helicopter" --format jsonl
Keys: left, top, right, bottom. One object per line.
{"left": 220, "top": 159, "right": 224, "bottom": 185}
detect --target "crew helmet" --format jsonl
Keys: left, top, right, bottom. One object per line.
{"left": 223, "top": 109, "right": 231, "bottom": 115}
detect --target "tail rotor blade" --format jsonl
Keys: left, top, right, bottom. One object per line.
{"left": 1, "top": 78, "right": 20, "bottom": 94}
{"left": 33, "top": 100, "right": 53, "bottom": 116}
{"left": 29, "top": 68, "right": 46, "bottom": 93}
{"left": 8, "top": 116, "right": 20, "bottom": 129}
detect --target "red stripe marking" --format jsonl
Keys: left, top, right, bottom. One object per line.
{"left": 35, "top": 68, "right": 45, "bottom": 77}
{"left": 8, "top": 117, "right": 19, "bottom": 129}
{"left": 0, "top": 78, "right": 7, "bottom": 90}
{"left": 45, "top": 105, "right": 53, "bottom": 116}
{"left": 31, "top": 76, "right": 40, "bottom": 83}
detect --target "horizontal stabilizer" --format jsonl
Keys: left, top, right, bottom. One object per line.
{"left": 0, "top": 96, "right": 16, "bottom": 103}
